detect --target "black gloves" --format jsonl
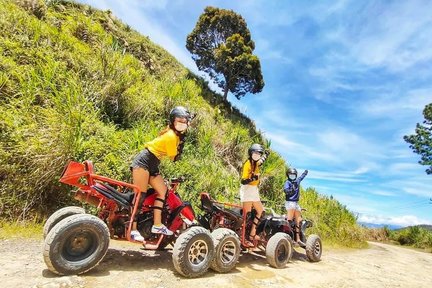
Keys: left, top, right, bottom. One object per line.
{"left": 241, "top": 174, "right": 259, "bottom": 185}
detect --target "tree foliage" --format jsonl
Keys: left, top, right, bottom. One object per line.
{"left": 404, "top": 103, "right": 432, "bottom": 174}
{"left": 186, "top": 6, "right": 264, "bottom": 100}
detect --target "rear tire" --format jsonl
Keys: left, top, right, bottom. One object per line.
{"left": 305, "top": 234, "right": 322, "bottom": 262}
{"left": 172, "top": 226, "right": 215, "bottom": 278}
{"left": 266, "top": 233, "right": 293, "bottom": 268}
{"left": 43, "top": 214, "right": 109, "bottom": 275}
{"left": 43, "top": 206, "right": 85, "bottom": 239}
{"left": 210, "top": 228, "right": 240, "bottom": 273}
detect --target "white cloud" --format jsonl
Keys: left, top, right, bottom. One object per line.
{"left": 265, "top": 131, "right": 335, "bottom": 163}
{"left": 307, "top": 170, "right": 365, "bottom": 183}
{"left": 388, "top": 162, "right": 424, "bottom": 174}
{"left": 403, "top": 186, "right": 432, "bottom": 198}
{"left": 341, "top": 1, "right": 432, "bottom": 72}
{"left": 318, "top": 129, "right": 363, "bottom": 153}
{"left": 368, "top": 190, "right": 396, "bottom": 197}
{"left": 353, "top": 166, "right": 370, "bottom": 174}
{"left": 332, "top": 194, "right": 381, "bottom": 214}
{"left": 385, "top": 179, "right": 432, "bottom": 198}
{"left": 358, "top": 88, "right": 432, "bottom": 120}
{"left": 358, "top": 213, "right": 432, "bottom": 227}
{"left": 316, "top": 128, "right": 386, "bottom": 167}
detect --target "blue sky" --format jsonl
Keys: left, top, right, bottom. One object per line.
{"left": 81, "top": 1, "right": 432, "bottom": 227}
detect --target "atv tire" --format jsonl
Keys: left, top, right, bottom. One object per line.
{"left": 172, "top": 226, "right": 215, "bottom": 278}
{"left": 210, "top": 228, "right": 240, "bottom": 273}
{"left": 43, "top": 206, "right": 85, "bottom": 239}
{"left": 43, "top": 214, "right": 109, "bottom": 275}
{"left": 266, "top": 232, "right": 293, "bottom": 268}
{"left": 305, "top": 234, "right": 322, "bottom": 262}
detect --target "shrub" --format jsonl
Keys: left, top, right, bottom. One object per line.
{"left": 16, "top": 0, "right": 47, "bottom": 19}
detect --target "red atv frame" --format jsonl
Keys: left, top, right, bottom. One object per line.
{"left": 198, "top": 192, "right": 322, "bottom": 269}
{"left": 42, "top": 160, "right": 215, "bottom": 278}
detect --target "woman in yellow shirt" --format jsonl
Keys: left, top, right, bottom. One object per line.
{"left": 240, "top": 143, "right": 269, "bottom": 243}
{"left": 129, "top": 106, "right": 191, "bottom": 241}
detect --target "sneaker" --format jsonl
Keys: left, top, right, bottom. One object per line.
{"left": 151, "top": 224, "right": 174, "bottom": 236}
{"left": 131, "top": 230, "right": 144, "bottom": 242}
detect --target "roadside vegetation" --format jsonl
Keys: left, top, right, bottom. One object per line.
{"left": 365, "top": 226, "right": 432, "bottom": 252}
{"left": 0, "top": 220, "right": 43, "bottom": 239}
{"left": 0, "top": 0, "right": 366, "bottom": 247}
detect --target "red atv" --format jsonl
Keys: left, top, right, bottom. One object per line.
{"left": 43, "top": 160, "right": 215, "bottom": 278}
{"left": 198, "top": 193, "right": 322, "bottom": 269}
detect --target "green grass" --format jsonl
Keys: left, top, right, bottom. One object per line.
{"left": 0, "top": 220, "right": 43, "bottom": 239}
{"left": 0, "top": 0, "right": 367, "bottom": 247}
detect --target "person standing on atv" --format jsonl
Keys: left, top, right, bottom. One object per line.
{"left": 129, "top": 106, "right": 191, "bottom": 241}
{"left": 284, "top": 167, "right": 308, "bottom": 245}
{"left": 240, "top": 143, "right": 269, "bottom": 243}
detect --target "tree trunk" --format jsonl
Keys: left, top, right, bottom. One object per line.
{"left": 223, "top": 84, "right": 229, "bottom": 100}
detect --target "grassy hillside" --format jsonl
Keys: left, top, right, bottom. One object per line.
{"left": 0, "top": 0, "right": 365, "bottom": 246}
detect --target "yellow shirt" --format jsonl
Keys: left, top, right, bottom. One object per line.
{"left": 241, "top": 160, "right": 260, "bottom": 186}
{"left": 145, "top": 129, "right": 180, "bottom": 161}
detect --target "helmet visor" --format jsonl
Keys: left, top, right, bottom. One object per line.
{"left": 288, "top": 174, "right": 297, "bottom": 180}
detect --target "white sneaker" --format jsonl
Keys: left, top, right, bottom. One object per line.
{"left": 151, "top": 224, "right": 174, "bottom": 236}
{"left": 131, "top": 230, "right": 144, "bottom": 242}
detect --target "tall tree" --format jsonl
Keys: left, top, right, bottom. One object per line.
{"left": 404, "top": 103, "right": 432, "bottom": 174}
{"left": 186, "top": 6, "right": 264, "bottom": 100}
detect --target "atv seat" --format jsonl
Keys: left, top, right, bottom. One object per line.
{"left": 213, "top": 203, "right": 243, "bottom": 219}
{"left": 92, "top": 182, "right": 156, "bottom": 209}
{"left": 92, "top": 182, "right": 134, "bottom": 208}
{"left": 200, "top": 193, "right": 243, "bottom": 217}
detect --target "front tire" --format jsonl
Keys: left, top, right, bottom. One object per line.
{"left": 43, "top": 214, "right": 109, "bottom": 275}
{"left": 266, "top": 233, "right": 293, "bottom": 268}
{"left": 172, "top": 226, "right": 215, "bottom": 278}
{"left": 43, "top": 206, "right": 85, "bottom": 239}
{"left": 305, "top": 234, "right": 322, "bottom": 262}
{"left": 210, "top": 228, "right": 240, "bottom": 273}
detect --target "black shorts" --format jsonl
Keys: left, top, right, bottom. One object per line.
{"left": 130, "top": 149, "right": 160, "bottom": 176}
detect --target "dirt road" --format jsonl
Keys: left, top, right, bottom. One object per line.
{"left": 1, "top": 238, "right": 431, "bottom": 288}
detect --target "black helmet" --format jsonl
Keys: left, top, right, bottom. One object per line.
{"left": 169, "top": 106, "right": 191, "bottom": 125}
{"left": 286, "top": 167, "right": 297, "bottom": 180}
{"left": 248, "top": 143, "right": 264, "bottom": 157}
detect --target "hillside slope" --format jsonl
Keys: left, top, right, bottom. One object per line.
{"left": 0, "top": 0, "right": 270, "bottom": 216}
{"left": 0, "top": 0, "right": 364, "bottom": 245}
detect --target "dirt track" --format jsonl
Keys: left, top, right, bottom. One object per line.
{"left": 1, "top": 238, "right": 431, "bottom": 288}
